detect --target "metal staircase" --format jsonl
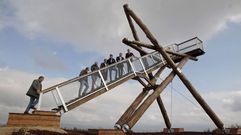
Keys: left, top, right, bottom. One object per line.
{"left": 39, "top": 37, "right": 204, "bottom": 114}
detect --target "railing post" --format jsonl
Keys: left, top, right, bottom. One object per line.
{"left": 139, "top": 57, "right": 148, "bottom": 77}
{"left": 150, "top": 54, "right": 156, "bottom": 64}
{"left": 51, "top": 91, "right": 60, "bottom": 107}
{"left": 98, "top": 70, "right": 109, "bottom": 91}
{"left": 128, "top": 58, "right": 136, "bottom": 76}
{"left": 56, "top": 87, "right": 68, "bottom": 112}
{"left": 159, "top": 53, "right": 165, "bottom": 64}
{"left": 37, "top": 93, "right": 42, "bottom": 110}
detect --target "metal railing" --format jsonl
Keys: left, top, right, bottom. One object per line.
{"left": 38, "top": 37, "right": 204, "bottom": 112}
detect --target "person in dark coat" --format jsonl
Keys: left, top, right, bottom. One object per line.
{"left": 78, "top": 67, "right": 90, "bottom": 97}
{"left": 100, "top": 59, "right": 108, "bottom": 81}
{"left": 107, "top": 54, "right": 118, "bottom": 81}
{"left": 24, "top": 76, "right": 44, "bottom": 114}
{"left": 91, "top": 62, "right": 100, "bottom": 90}
{"left": 116, "top": 53, "right": 124, "bottom": 77}
{"left": 125, "top": 49, "right": 135, "bottom": 73}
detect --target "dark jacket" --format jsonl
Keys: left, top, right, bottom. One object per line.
{"left": 91, "top": 63, "right": 99, "bottom": 71}
{"left": 107, "top": 58, "right": 116, "bottom": 65}
{"left": 26, "top": 79, "right": 42, "bottom": 98}
{"left": 125, "top": 52, "right": 134, "bottom": 58}
{"left": 79, "top": 69, "right": 88, "bottom": 82}
{"left": 116, "top": 56, "right": 124, "bottom": 62}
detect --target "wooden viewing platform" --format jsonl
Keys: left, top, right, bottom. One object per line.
{"left": 7, "top": 110, "right": 60, "bottom": 128}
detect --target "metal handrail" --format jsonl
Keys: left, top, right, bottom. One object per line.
{"left": 42, "top": 51, "right": 158, "bottom": 94}
{"left": 41, "top": 37, "right": 204, "bottom": 94}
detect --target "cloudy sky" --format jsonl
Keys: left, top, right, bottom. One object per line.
{"left": 0, "top": 0, "right": 241, "bottom": 132}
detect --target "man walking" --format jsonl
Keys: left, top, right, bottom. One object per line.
{"left": 91, "top": 62, "right": 100, "bottom": 90}
{"left": 79, "top": 67, "right": 90, "bottom": 97}
{"left": 100, "top": 59, "right": 108, "bottom": 83}
{"left": 24, "top": 76, "right": 44, "bottom": 114}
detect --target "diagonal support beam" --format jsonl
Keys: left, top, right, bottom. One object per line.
{"left": 156, "top": 96, "right": 171, "bottom": 129}
{"left": 123, "top": 4, "right": 224, "bottom": 130}
{"left": 123, "top": 57, "right": 188, "bottom": 131}
{"left": 115, "top": 90, "right": 149, "bottom": 129}
{"left": 124, "top": 4, "right": 139, "bottom": 41}
{"left": 115, "top": 64, "right": 167, "bottom": 128}
{"left": 122, "top": 38, "right": 147, "bottom": 56}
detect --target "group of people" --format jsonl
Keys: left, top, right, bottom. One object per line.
{"left": 78, "top": 49, "right": 134, "bottom": 97}
{"left": 23, "top": 49, "right": 134, "bottom": 114}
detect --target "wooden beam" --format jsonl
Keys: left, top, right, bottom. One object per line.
{"left": 124, "top": 4, "right": 223, "bottom": 130}
{"left": 124, "top": 4, "right": 139, "bottom": 41}
{"left": 134, "top": 77, "right": 148, "bottom": 87}
{"left": 116, "top": 65, "right": 167, "bottom": 128}
{"left": 122, "top": 38, "right": 147, "bottom": 56}
{"left": 124, "top": 39, "right": 155, "bottom": 50}
{"left": 124, "top": 57, "right": 188, "bottom": 130}
{"left": 156, "top": 96, "right": 171, "bottom": 129}
{"left": 115, "top": 90, "right": 149, "bottom": 128}
{"left": 143, "top": 85, "right": 158, "bottom": 91}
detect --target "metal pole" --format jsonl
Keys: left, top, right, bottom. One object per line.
{"left": 139, "top": 57, "right": 148, "bottom": 77}
{"left": 128, "top": 58, "right": 136, "bottom": 76}
{"left": 37, "top": 93, "right": 42, "bottom": 110}
{"left": 51, "top": 90, "right": 60, "bottom": 107}
{"left": 56, "top": 87, "right": 68, "bottom": 112}
{"left": 98, "top": 70, "right": 108, "bottom": 91}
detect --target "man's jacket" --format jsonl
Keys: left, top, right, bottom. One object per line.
{"left": 26, "top": 79, "right": 42, "bottom": 98}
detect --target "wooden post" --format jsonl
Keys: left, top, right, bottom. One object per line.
{"left": 124, "top": 58, "right": 188, "bottom": 131}
{"left": 156, "top": 96, "right": 171, "bottom": 129}
{"left": 124, "top": 4, "right": 139, "bottom": 41}
{"left": 116, "top": 64, "right": 167, "bottom": 128}
{"left": 115, "top": 90, "right": 149, "bottom": 128}
{"left": 124, "top": 4, "right": 224, "bottom": 130}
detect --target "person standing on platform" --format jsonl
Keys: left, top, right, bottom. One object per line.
{"left": 91, "top": 62, "right": 100, "bottom": 90}
{"left": 107, "top": 54, "right": 117, "bottom": 81}
{"left": 116, "top": 53, "right": 124, "bottom": 77}
{"left": 78, "top": 67, "right": 90, "bottom": 97}
{"left": 100, "top": 59, "right": 108, "bottom": 84}
{"left": 125, "top": 49, "right": 135, "bottom": 73}
{"left": 24, "top": 76, "right": 44, "bottom": 114}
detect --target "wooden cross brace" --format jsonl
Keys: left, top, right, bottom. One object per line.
{"left": 116, "top": 4, "right": 224, "bottom": 132}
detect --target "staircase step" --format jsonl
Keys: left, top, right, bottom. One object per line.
{"left": 32, "top": 110, "right": 58, "bottom": 116}
{"left": 7, "top": 111, "right": 60, "bottom": 128}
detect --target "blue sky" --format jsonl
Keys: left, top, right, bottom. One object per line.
{"left": 0, "top": 0, "right": 241, "bottom": 132}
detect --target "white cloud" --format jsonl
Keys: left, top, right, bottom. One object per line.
{"left": 32, "top": 48, "right": 68, "bottom": 72}
{"left": 1, "top": 0, "right": 241, "bottom": 131}
{"left": 0, "top": 67, "right": 241, "bottom": 131}
{"left": 0, "top": 68, "right": 66, "bottom": 123}
{"left": 1, "top": 0, "right": 240, "bottom": 56}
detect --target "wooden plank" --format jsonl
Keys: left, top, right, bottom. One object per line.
{"left": 32, "top": 110, "right": 58, "bottom": 116}
{"left": 7, "top": 113, "right": 60, "bottom": 128}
